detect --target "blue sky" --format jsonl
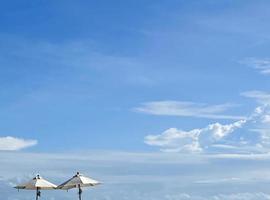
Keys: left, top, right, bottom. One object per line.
{"left": 2, "top": 1, "right": 270, "bottom": 199}
{"left": 1, "top": 0, "right": 270, "bottom": 152}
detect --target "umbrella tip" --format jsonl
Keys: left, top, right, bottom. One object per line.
{"left": 76, "top": 172, "right": 80, "bottom": 175}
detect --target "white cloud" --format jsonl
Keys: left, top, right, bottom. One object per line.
{"left": 209, "top": 152, "right": 270, "bottom": 160}
{"left": 145, "top": 128, "right": 202, "bottom": 153}
{"left": 262, "top": 115, "right": 270, "bottom": 123}
{"left": 241, "top": 90, "right": 270, "bottom": 104}
{"left": 0, "top": 136, "right": 37, "bottom": 151}
{"left": 134, "top": 101, "right": 244, "bottom": 120}
{"left": 143, "top": 99, "right": 270, "bottom": 154}
{"left": 242, "top": 91, "right": 270, "bottom": 126}
{"left": 241, "top": 58, "right": 270, "bottom": 75}
{"left": 199, "top": 120, "right": 246, "bottom": 145}
{"left": 194, "top": 177, "right": 241, "bottom": 184}
{"left": 144, "top": 120, "right": 246, "bottom": 153}
{"left": 142, "top": 91, "right": 270, "bottom": 154}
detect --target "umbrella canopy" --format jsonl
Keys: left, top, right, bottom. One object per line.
{"left": 15, "top": 175, "right": 57, "bottom": 190}
{"left": 57, "top": 172, "right": 100, "bottom": 200}
{"left": 57, "top": 172, "right": 100, "bottom": 190}
{"left": 15, "top": 175, "right": 56, "bottom": 200}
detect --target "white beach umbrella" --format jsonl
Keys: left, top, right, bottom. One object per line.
{"left": 57, "top": 172, "right": 100, "bottom": 200}
{"left": 15, "top": 175, "right": 57, "bottom": 200}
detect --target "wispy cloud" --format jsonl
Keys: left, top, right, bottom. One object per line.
{"left": 0, "top": 35, "right": 157, "bottom": 89}
{"left": 209, "top": 153, "right": 270, "bottom": 160}
{"left": 241, "top": 58, "right": 270, "bottom": 75}
{"left": 163, "top": 193, "right": 270, "bottom": 200}
{"left": 0, "top": 136, "right": 37, "bottom": 151}
{"left": 241, "top": 90, "right": 270, "bottom": 104}
{"left": 194, "top": 177, "right": 241, "bottom": 184}
{"left": 203, "top": 193, "right": 270, "bottom": 200}
{"left": 134, "top": 101, "right": 244, "bottom": 120}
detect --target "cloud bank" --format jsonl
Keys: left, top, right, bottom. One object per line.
{"left": 2, "top": 151, "right": 270, "bottom": 200}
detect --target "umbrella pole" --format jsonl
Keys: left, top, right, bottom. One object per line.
{"left": 78, "top": 184, "right": 82, "bottom": 200}
{"left": 36, "top": 188, "right": 39, "bottom": 200}
{"left": 36, "top": 187, "right": 41, "bottom": 200}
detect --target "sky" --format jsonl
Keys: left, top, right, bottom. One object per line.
{"left": 1, "top": 0, "right": 270, "bottom": 199}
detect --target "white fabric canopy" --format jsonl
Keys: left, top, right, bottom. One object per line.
{"left": 15, "top": 175, "right": 56, "bottom": 190}
{"left": 57, "top": 172, "right": 100, "bottom": 190}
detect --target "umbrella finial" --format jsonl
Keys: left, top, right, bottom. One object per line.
{"left": 33, "top": 174, "right": 40, "bottom": 180}
{"left": 76, "top": 172, "right": 80, "bottom": 176}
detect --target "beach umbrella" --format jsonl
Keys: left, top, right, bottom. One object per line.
{"left": 57, "top": 172, "right": 100, "bottom": 200}
{"left": 15, "top": 175, "right": 57, "bottom": 200}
